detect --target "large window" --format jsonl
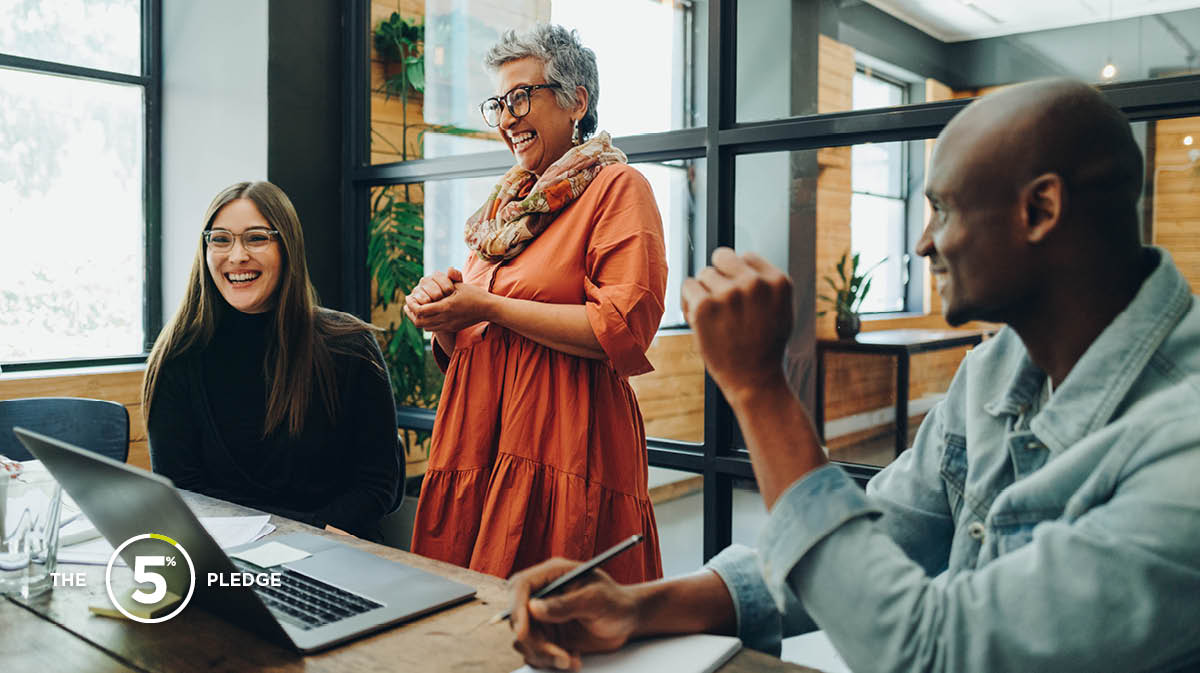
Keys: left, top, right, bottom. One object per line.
{"left": 0, "top": 0, "right": 159, "bottom": 368}
{"left": 850, "top": 70, "right": 909, "bottom": 313}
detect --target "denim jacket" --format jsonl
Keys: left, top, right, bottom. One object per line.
{"left": 707, "top": 247, "right": 1200, "bottom": 673}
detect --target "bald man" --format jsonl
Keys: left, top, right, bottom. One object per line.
{"left": 505, "top": 79, "right": 1200, "bottom": 672}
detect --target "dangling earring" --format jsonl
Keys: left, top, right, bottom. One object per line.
{"left": 571, "top": 119, "right": 581, "bottom": 145}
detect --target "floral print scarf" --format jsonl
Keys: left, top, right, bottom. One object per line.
{"left": 464, "top": 131, "right": 627, "bottom": 263}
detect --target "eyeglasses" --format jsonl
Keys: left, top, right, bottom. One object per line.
{"left": 203, "top": 228, "right": 280, "bottom": 252}
{"left": 479, "top": 83, "right": 560, "bottom": 128}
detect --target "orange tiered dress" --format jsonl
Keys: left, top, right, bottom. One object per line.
{"left": 410, "top": 163, "right": 666, "bottom": 583}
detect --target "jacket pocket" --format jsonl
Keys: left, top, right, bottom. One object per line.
{"left": 940, "top": 433, "right": 968, "bottom": 519}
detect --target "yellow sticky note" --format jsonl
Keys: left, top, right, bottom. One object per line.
{"left": 90, "top": 589, "right": 181, "bottom": 620}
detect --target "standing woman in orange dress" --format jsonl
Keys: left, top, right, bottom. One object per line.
{"left": 405, "top": 24, "right": 666, "bottom": 584}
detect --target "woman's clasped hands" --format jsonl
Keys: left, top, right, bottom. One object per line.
{"left": 403, "top": 267, "right": 493, "bottom": 333}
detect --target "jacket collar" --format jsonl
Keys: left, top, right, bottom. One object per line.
{"left": 983, "top": 247, "right": 1192, "bottom": 455}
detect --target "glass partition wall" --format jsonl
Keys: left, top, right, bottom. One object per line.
{"left": 344, "top": 0, "right": 1200, "bottom": 559}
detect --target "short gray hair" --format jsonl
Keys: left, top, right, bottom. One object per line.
{"left": 484, "top": 24, "right": 599, "bottom": 141}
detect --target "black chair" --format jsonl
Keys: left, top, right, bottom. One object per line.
{"left": 0, "top": 397, "right": 130, "bottom": 462}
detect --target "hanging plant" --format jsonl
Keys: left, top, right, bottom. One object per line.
{"left": 374, "top": 12, "right": 425, "bottom": 100}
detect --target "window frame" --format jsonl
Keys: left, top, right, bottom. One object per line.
{"left": 343, "top": 0, "right": 1200, "bottom": 561}
{"left": 0, "top": 0, "right": 162, "bottom": 374}
{"left": 850, "top": 67, "right": 911, "bottom": 315}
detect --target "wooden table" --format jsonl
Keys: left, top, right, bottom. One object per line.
{"left": 816, "top": 328, "right": 993, "bottom": 458}
{"left": 2, "top": 491, "right": 818, "bottom": 673}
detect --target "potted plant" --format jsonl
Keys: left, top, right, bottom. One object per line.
{"left": 819, "top": 251, "right": 885, "bottom": 339}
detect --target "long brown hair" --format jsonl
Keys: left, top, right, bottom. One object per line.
{"left": 143, "top": 181, "right": 377, "bottom": 437}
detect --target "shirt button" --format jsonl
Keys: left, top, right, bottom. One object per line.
{"left": 968, "top": 522, "right": 986, "bottom": 541}
{"left": 1025, "top": 441, "right": 1042, "bottom": 450}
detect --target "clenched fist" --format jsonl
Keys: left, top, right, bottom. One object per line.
{"left": 681, "top": 248, "right": 793, "bottom": 404}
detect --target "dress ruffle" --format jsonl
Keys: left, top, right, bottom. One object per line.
{"left": 412, "top": 327, "right": 663, "bottom": 583}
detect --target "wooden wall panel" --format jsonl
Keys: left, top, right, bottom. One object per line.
{"left": 1153, "top": 117, "right": 1200, "bottom": 291}
{"left": 370, "top": 0, "right": 427, "bottom": 165}
{"left": 629, "top": 333, "right": 704, "bottom": 443}
{"left": 0, "top": 367, "right": 149, "bottom": 471}
{"left": 815, "top": 35, "right": 855, "bottom": 342}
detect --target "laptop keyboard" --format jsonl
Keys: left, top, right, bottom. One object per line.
{"left": 233, "top": 559, "right": 385, "bottom": 630}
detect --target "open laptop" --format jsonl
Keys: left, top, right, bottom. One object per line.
{"left": 14, "top": 427, "right": 476, "bottom": 653}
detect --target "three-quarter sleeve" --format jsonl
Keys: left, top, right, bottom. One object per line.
{"left": 583, "top": 165, "right": 668, "bottom": 378}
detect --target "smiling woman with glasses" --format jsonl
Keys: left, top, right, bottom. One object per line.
{"left": 141, "top": 181, "right": 403, "bottom": 541}
{"left": 406, "top": 24, "right": 667, "bottom": 585}
{"left": 479, "top": 83, "right": 560, "bottom": 127}
{"left": 201, "top": 228, "right": 280, "bottom": 252}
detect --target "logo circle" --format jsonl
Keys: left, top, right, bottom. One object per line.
{"left": 105, "top": 533, "right": 196, "bottom": 624}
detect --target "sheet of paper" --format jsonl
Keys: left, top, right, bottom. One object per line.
{"left": 230, "top": 541, "right": 312, "bottom": 568}
{"left": 511, "top": 634, "right": 741, "bottom": 673}
{"left": 57, "top": 515, "right": 275, "bottom": 566}
{"left": 781, "top": 630, "right": 851, "bottom": 673}
{"left": 60, "top": 515, "right": 102, "bottom": 546}
{"left": 202, "top": 516, "right": 275, "bottom": 548}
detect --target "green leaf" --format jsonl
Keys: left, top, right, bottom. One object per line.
{"left": 855, "top": 277, "right": 873, "bottom": 312}
{"left": 406, "top": 59, "right": 424, "bottom": 93}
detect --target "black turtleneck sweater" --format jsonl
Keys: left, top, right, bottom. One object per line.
{"left": 147, "top": 308, "right": 401, "bottom": 540}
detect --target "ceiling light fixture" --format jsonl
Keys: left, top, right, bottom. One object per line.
{"left": 1101, "top": 0, "right": 1117, "bottom": 81}
{"left": 1185, "top": 136, "right": 1195, "bottom": 147}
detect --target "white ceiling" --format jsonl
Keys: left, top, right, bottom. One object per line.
{"left": 861, "top": 0, "right": 1200, "bottom": 42}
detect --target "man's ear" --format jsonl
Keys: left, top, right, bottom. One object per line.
{"left": 1022, "top": 173, "right": 1064, "bottom": 244}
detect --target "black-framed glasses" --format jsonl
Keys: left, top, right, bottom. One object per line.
{"left": 203, "top": 228, "right": 280, "bottom": 252}
{"left": 480, "top": 83, "right": 561, "bottom": 127}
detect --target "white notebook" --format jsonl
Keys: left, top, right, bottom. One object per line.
{"left": 512, "top": 634, "right": 741, "bottom": 673}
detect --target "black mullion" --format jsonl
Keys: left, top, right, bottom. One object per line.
{"left": 701, "top": 0, "right": 738, "bottom": 563}
{"left": 352, "top": 128, "right": 709, "bottom": 186}
{"left": 1099, "top": 73, "right": 1200, "bottom": 120}
{"left": 721, "top": 101, "right": 961, "bottom": 154}
{"left": 142, "top": 0, "right": 162, "bottom": 349}
{"left": 615, "top": 127, "right": 707, "bottom": 161}
{"left": 395, "top": 406, "right": 436, "bottom": 432}
{"left": 648, "top": 437, "right": 704, "bottom": 453}
{"left": 715, "top": 72, "right": 1200, "bottom": 157}
{"left": 711, "top": 455, "right": 755, "bottom": 479}
{"left": 1, "top": 355, "right": 147, "bottom": 373}
{"left": 350, "top": 75, "right": 1200, "bottom": 191}
{"left": 836, "top": 462, "right": 879, "bottom": 490}
{"left": 703, "top": 471, "right": 734, "bottom": 561}
{"left": 341, "top": 0, "right": 371, "bottom": 319}
{"left": 354, "top": 149, "right": 518, "bottom": 185}
{"left": 350, "top": 77, "right": 1200, "bottom": 192}
{"left": 647, "top": 446, "right": 706, "bottom": 473}
{"left": 0, "top": 52, "right": 146, "bottom": 86}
